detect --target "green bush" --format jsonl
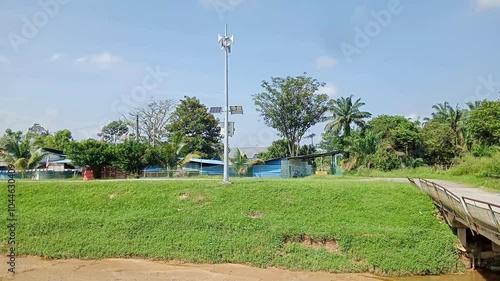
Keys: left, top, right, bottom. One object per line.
{"left": 449, "top": 152, "right": 500, "bottom": 177}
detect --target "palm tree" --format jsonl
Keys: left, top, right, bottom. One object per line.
{"left": 466, "top": 100, "right": 484, "bottom": 111}
{"left": 344, "top": 130, "right": 380, "bottom": 170}
{"left": 325, "top": 95, "right": 372, "bottom": 138}
{"left": 0, "top": 134, "right": 47, "bottom": 175}
{"left": 428, "top": 102, "right": 467, "bottom": 148}
{"left": 429, "top": 102, "right": 450, "bottom": 122}
{"left": 159, "top": 133, "right": 186, "bottom": 176}
{"left": 230, "top": 148, "right": 265, "bottom": 176}
{"left": 305, "top": 133, "right": 316, "bottom": 146}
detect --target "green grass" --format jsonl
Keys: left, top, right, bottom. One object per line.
{"left": 1, "top": 178, "right": 461, "bottom": 276}
{"left": 347, "top": 167, "right": 500, "bottom": 190}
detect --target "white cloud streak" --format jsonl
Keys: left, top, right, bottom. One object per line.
{"left": 75, "top": 51, "right": 123, "bottom": 65}
{"left": 315, "top": 55, "right": 336, "bottom": 70}
{"left": 316, "top": 83, "right": 338, "bottom": 98}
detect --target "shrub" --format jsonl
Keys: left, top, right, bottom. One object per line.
{"left": 449, "top": 152, "right": 500, "bottom": 177}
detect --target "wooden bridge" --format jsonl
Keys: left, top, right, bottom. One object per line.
{"left": 407, "top": 178, "right": 500, "bottom": 265}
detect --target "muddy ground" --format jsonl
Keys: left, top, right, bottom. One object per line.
{"left": 0, "top": 256, "right": 387, "bottom": 281}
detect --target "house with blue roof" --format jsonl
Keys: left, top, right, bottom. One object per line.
{"left": 184, "top": 158, "right": 236, "bottom": 175}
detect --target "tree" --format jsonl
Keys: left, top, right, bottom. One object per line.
{"left": 467, "top": 100, "right": 500, "bottom": 147}
{"left": 298, "top": 144, "right": 317, "bottom": 156}
{"left": 126, "top": 99, "right": 176, "bottom": 146}
{"left": 258, "top": 139, "right": 317, "bottom": 160}
{"left": 65, "top": 139, "right": 115, "bottom": 178}
{"left": 427, "top": 102, "right": 467, "bottom": 148}
{"left": 27, "top": 123, "right": 49, "bottom": 137}
{"left": 421, "top": 121, "right": 456, "bottom": 168}
{"left": 372, "top": 139, "right": 402, "bottom": 171}
{"left": 305, "top": 133, "right": 316, "bottom": 146}
{"left": 343, "top": 129, "right": 380, "bottom": 170}
{"left": 112, "top": 140, "right": 151, "bottom": 176}
{"left": 319, "top": 131, "right": 344, "bottom": 152}
{"left": 166, "top": 96, "right": 222, "bottom": 158}
{"left": 370, "top": 116, "right": 422, "bottom": 154}
{"left": 253, "top": 75, "right": 330, "bottom": 157}
{"left": 325, "top": 95, "right": 371, "bottom": 138}
{"left": 466, "top": 100, "right": 485, "bottom": 111}
{"left": 42, "top": 129, "right": 74, "bottom": 151}
{"left": 230, "top": 148, "right": 248, "bottom": 176}
{"left": 368, "top": 115, "right": 423, "bottom": 168}
{"left": 0, "top": 129, "right": 23, "bottom": 148}
{"left": 230, "top": 148, "right": 264, "bottom": 176}
{"left": 257, "top": 139, "right": 290, "bottom": 160}
{"left": 98, "top": 120, "right": 129, "bottom": 144}
{"left": 160, "top": 133, "right": 186, "bottom": 175}
{"left": 0, "top": 133, "right": 47, "bottom": 172}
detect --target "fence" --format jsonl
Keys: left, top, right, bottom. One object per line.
{"left": 0, "top": 169, "right": 80, "bottom": 180}
{"left": 412, "top": 178, "right": 500, "bottom": 239}
{"left": 141, "top": 169, "right": 206, "bottom": 178}
{"left": 281, "top": 160, "right": 313, "bottom": 178}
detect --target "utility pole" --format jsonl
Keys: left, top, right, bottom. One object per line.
{"left": 218, "top": 24, "right": 234, "bottom": 184}
{"left": 136, "top": 114, "right": 139, "bottom": 141}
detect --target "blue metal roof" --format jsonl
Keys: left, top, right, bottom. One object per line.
{"left": 51, "top": 159, "right": 73, "bottom": 164}
{"left": 189, "top": 158, "right": 224, "bottom": 165}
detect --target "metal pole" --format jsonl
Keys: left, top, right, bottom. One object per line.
{"left": 223, "top": 24, "right": 230, "bottom": 183}
{"left": 136, "top": 114, "right": 139, "bottom": 141}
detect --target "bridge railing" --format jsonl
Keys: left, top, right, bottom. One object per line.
{"left": 462, "top": 197, "right": 500, "bottom": 235}
{"left": 412, "top": 178, "right": 500, "bottom": 238}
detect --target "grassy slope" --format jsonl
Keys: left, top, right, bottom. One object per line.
{"left": 1, "top": 178, "right": 461, "bottom": 276}
{"left": 347, "top": 168, "right": 500, "bottom": 190}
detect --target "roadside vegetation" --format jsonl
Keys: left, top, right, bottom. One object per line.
{"left": 345, "top": 153, "right": 500, "bottom": 190}
{"left": 0, "top": 75, "right": 498, "bottom": 182}
{"left": 1, "top": 179, "right": 461, "bottom": 276}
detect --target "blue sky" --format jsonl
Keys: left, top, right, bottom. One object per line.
{"left": 0, "top": 0, "right": 499, "bottom": 148}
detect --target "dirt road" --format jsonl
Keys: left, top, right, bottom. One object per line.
{"left": 0, "top": 256, "right": 389, "bottom": 281}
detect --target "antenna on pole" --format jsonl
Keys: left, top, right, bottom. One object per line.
{"left": 218, "top": 24, "right": 234, "bottom": 184}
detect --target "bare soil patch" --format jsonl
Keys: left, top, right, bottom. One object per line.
{"left": 0, "top": 256, "right": 385, "bottom": 281}
{"left": 178, "top": 192, "right": 189, "bottom": 200}
{"left": 284, "top": 235, "right": 341, "bottom": 253}
{"left": 107, "top": 193, "right": 118, "bottom": 200}
{"left": 249, "top": 211, "right": 263, "bottom": 219}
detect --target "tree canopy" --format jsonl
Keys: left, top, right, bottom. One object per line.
{"left": 99, "top": 120, "right": 129, "bottom": 144}
{"left": 253, "top": 75, "right": 330, "bottom": 157}
{"left": 65, "top": 139, "right": 115, "bottom": 178}
{"left": 325, "top": 95, "right": 371, "bottom": 138}
{"left": 467, "top": 100, "right": 500, "bottom": 147}
{"left": 166, "top": 96, "right": 221, "bottom": 158}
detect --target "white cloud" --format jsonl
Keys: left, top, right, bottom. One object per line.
{"left": 316, "top": 83, "right": 338, "bottom": 98}
{"left": 75, "top": 51, "right": 123, "bottom": 65}
{"left": 405, "top": 113, "right": 419, "bottom": 121}
{"left": 48, "top": 53, "right": 67, "bottom": 62}
{"left": 315, "top": 55, "right": 336, "bottom": 70}
{"left": 75, "top": 57, "right": 88, "bottom": 63}
{"left": 476, "top": 0, "right": 500, "bottom": 10}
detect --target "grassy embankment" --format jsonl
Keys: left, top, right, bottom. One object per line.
{"left": 347, "top": 153, "right": 500, "bottom": 190}
{"left": 1, "top": 178, "right": 461, "bottom": 276}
